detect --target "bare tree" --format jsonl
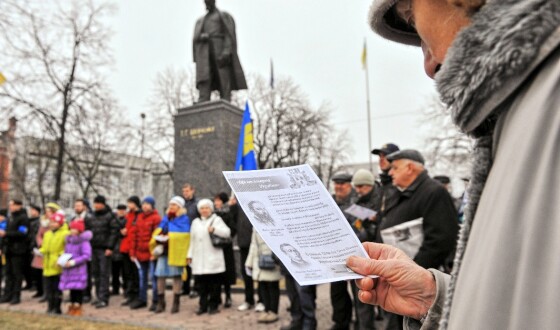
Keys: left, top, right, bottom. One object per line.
{"left": 140, "top": 66, "right": 198, "bottom": 180}
{"left": 0, "top": 0, "right": 117, "bottom": 200}
{"left": 421, "top": 97, "right": 472, "bottom": 177}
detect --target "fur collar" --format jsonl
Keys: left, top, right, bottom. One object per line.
{"left": 436, "top": 0, "right": 560, "bottom": 135}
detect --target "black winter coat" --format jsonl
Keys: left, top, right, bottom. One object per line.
{"left": 28, "top": 216, "right": 40, "bottom": 250}
{"left": 232, "top": 203, "right": 252, "bottom": 249}
{"left": 3, "top": 209, "right": 30, "bottom": 255}
{"left": 85, "top": 207, "right": 120, "bottom": 250}
{"left": 355, "top": 185, "right": 383, "bottom": 242}
{"left": 380, "top": 171, "right": 458, "bottom": 269}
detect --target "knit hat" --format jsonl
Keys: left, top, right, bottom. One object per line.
{"left": 368, "top": 0, "right": 421, "bottom": 46}
{"left": 45, "top": 202, "right": 61, "bottom": 212}
{"left": 197, "top": 199, "right": 214, "bottom": 212}
{"left": 127, "top": 196, "right": 141, "bottom": 209}
{"left": 50, "top": 210, "right": 65, "bottom": 226}
{"left": 142, "top": 196, "right": 156, "bottom": 208}
{"left": 69, "top": 220, "right": 85, "bottom": 233}
{"left": 93, "top": 195, "right": 106, "bottom": 205}
{"left": 116, "top": 204, "right": 127, "bottom": 210}
{"left": 169, "top": 196, "right": 185, "bottom": 208}
{"left": 0, "top": 209, "right": 7, "bottom": 217}
{"left": 352, "top": 169, "right": 375, "bottom": 186}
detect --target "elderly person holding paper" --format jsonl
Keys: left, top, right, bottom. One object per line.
{"left": 347, "top": 0, "right": 560, "bottom": 329}
{"left": 188, "top": 198, "right": 230, "bottom": 316}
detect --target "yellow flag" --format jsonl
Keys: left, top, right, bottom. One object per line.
{"left": 0, "top": 72, "right": 6, "bottom": 85}
{"left": 361, "top": 41, "right": 367, "bottom": 69}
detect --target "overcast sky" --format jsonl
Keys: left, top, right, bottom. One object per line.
{"left": 108, "top": 0, "right": 437, "bottom": 164}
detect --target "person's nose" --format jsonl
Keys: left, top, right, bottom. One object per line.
{"left": 422, "top": 41, "right": 439, "bottom": 79}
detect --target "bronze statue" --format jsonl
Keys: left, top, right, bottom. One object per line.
{"left": 193, "top": 0, "right": 247, "bottom": 102}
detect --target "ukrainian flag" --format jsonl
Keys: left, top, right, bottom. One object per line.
{"left": 235, "top": 102, "right": 258, "bottom": 171}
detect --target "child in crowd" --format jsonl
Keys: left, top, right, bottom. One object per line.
{"left": 59, "top": 220, "right": 92, "bottom": 316}
{"left": 39, "top": 210, "right": 69, "bottom": 314}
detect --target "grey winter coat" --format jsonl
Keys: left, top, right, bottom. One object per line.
{"left": 406, "top": 0, "right": 560, "bottom": 329}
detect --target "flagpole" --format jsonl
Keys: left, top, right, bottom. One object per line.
{"left": 363, "top": 39, "right": 373, "bottom": 172}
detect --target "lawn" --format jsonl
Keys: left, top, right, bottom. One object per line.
{"left": 0, "top": 309, "right": 154, "bottom": 330}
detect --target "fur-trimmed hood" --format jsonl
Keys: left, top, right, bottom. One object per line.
{"left": 437, "top": 0, "right": 560, "bottom": 136}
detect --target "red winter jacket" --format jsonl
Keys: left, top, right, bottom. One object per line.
{"left": 119, "top": 211, "right": 140, "bottom": 254}
{"left": 129, "top": 210, "right": 161, "bottom": 262}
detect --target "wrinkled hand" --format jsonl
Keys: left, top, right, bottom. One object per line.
{"left": 208, "top": 226, "right": 215, "bottom": 233}
{"left": 120, "top": 228, "right": 127, "bottom": 236}
{"left": 105, "top": 249, "right": 113, "bottom": 257}
{"left": 130, "top": 256, "right": 137, "bottom": 263}
{"left": 346, "top": 242, "right": 436, "bottom": 320}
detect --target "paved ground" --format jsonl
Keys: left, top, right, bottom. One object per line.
{"left": 0, "top": 285, "right": 387, "bottom": 329}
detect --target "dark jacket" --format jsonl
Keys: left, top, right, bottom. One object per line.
{"left": 355, "top": 184, "right": 383, "bottom": 242}
{"left": 112, "top": 215, "right": 127, "bottom": 260}
{"left": 380, "top": 171, "right": 458, "bottom": 269}
{"left": 28, "top": 216, "right": 40, "bottom": 250}
{"left": 129, "top": 210, "right": 161, "bottom": 262}
{"left": 232, "top": 203, "right": 252, "bottom": 249}
{"left": 3, "top": 209, "right": 30, "bottom": 255}
{"left": 184, "top": 196, "right": 200, "bottom": 224}
{"left": 85, "top": 206, "right": 120, "bottom": 250}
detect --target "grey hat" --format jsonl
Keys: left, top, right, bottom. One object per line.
{"left": 386, "top": 149, "right": 425, "bottom": 165}
{"left": 368, "top": 0, "right": 421, "bottom": 46}
{"left": 331, "top": 172, "right": 353, "bottom": 183}
{"left": 352, "top": 169, "right": 375, "bottom": 186}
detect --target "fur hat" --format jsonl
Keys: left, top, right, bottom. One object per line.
{"left": 352, "top": 169, "right": 375, "bottom": 186}
{"left": 50, "top": 210, "right": 66, "bottom": 226}
{"left": 368, "top": 0, "right": 421, "bottom": 46}
{"left": 69, "top": 220, "right": 85, "bottom": 233}
{"left": 169, "top": 196, "right": 185, "bottom": 208}
{"left": 197, "top": 199, "right": 214, "bottom": 212}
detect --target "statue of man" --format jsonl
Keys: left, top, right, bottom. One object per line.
{"left": 193, "top": 0, "right": 247, "bottom": 102}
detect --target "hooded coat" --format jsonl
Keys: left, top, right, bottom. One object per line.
{"left": 129, "top": 210, "right": 161, "bottom": 262}
{"left": 401, "top": 0, "right": 560, "bottom": 329}
{"left": 40, "top": 224, "right": 70, "bottom": 277}
{"left": 59, "top": 231, "right": 92, "bottom": 291}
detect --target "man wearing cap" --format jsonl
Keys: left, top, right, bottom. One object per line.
{"left": 0, "top": 199, "right": 30, "bottom": 304}
{"left": 120, "top": 196, "right": 141, "bottom": 307}
{"left": 371, "top": 143, "right": 400, "bottom": 235}
{"left": 329, "top": 172, "right": 358, "bottom": 330}
{"left": 111, "top": 204, "right": 128, "bottom": 297}
{"left": 347, "top": 0, "right": 560, "bottom": 329}
{"left": 381, "top": 150, "right": 457, "bottom": 328}
{"left": 85, "top": 195, "right": 120, "bottom": 308}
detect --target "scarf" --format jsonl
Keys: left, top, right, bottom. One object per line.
{"left": 435, "top": 0, "right": 560, "bottom": 328}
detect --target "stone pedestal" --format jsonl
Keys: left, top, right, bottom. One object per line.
{"left": 174, "top": 100, "right": 243, "bottom": 198}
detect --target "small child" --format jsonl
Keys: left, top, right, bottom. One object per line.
{"left": 39, "top": 210, "right": 69, "bottom": 314}
{"left": 59, "top": 220, "right": 92, "bottom": 316}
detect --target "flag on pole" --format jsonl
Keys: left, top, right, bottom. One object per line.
{"left": 361, "top": 40, "right": 367, "bottom": 70}
{"left": 0, "top": 72, "right": 6, "bottom": 85}
{"left": 235, "top": 101, "right": 258, "bottom": 171}
{"left": 270, "top": 59, "right": 274, "bottom": 89}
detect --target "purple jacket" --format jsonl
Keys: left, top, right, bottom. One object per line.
{"left": 59, "top": 231, "right": 92, "bottom": 291}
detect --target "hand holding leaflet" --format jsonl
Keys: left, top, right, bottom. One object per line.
{"left": 224, "top": 164, "right": 378, "bottom": 286}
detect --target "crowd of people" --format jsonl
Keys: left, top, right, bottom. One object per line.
{"left": 0, "top": 143, "right": 466, "bottom": 330}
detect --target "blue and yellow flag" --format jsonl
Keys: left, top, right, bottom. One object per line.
{"left": 235, "top": 102, "right": 258, "bottom": 171}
